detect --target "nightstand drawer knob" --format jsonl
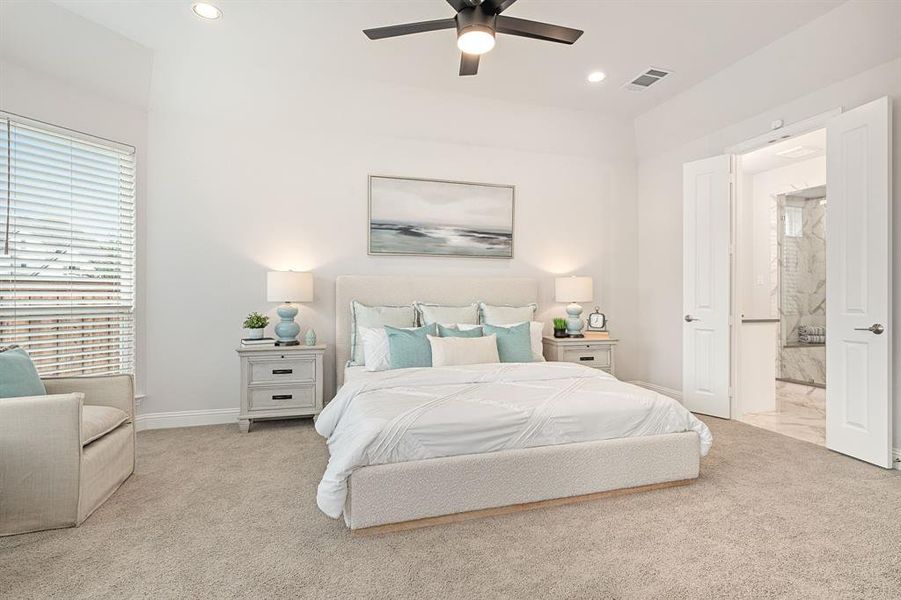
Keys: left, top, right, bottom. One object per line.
{"left": 272, "top": 368, "right": 293, "bottom": 375}
{"left": 272, "top": 394, "right": 293, "bottom": 400}
{"left": 579, "top": 356, "right": 595, "bottom": 362}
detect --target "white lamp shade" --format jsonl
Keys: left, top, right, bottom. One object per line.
{"left": 267, "top": 271, "right": 313, "bottom": 303}
{"left": 555, "top": 276, "right": 593, "bottom": 303}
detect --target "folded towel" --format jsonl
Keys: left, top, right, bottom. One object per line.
{"left": 799, "top": 334, "right": 825, "bottom": 344}
{"left": 798, "top": 325, "right": 826, "bottom": 336}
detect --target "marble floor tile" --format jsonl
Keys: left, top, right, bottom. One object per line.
{"left": 739, "top": 381, "right": 826, "bottom": 446}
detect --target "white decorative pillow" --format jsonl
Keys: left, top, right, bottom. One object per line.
{"left": 428, "top": 334, "right": 500, "bottom": 367}
{"left": 459, "top": 321, "right": 544, "bottom": 361}
{"left": 414, "top": 302, "right": 480, "bottom": 326}
{"left": 479, "top": 302, "right": 537, "bottom": 325}
{"left": 350, "top": 301, "right": 416, "bottom": 365}
{"left": 358, "top": 327, "right": 391, "bottom": 372}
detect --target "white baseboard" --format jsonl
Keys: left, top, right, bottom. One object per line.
{"left": 135, "top": 408, "right": 238, "bottom": 432}
{"left": 629, "top": 380, "right": 683, "bottom": 403}
{"left": 893, "top": 448, "right": 901, "bottom": 471}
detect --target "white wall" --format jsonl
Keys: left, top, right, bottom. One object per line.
{"left": 144, "top": 78, "right": 639, "bottom": 412}
{"left": 1, "top": 1, "right": 640, "bottom": 420}
{"left": 740, "top": 156, "right": 827, "bottom": 318}
{"left": 635, "top": 55, "right": 901, "bottom": 443}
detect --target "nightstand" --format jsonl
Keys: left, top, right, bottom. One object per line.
{"left": 542, "top": 336, "right": 618, "bottom": 376}
{"left": 236, "top": 344, "right": 325, "bottom": 433}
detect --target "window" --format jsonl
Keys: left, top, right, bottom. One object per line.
{"left": 0, "top": 114, "right": 136, "bottom": 377}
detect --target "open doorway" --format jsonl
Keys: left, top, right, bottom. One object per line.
{"left": 734, "top": 129, "right": 827, "bottom": 445}
{"left": 682, "top": 97, "right": 892, "bottom": 468}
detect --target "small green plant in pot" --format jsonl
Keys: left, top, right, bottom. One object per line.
{"left": 553, "top": 317, "right": 568, "bottom": 338}
{"left": 243, "top": 312, "right": 270, "bottom": 339}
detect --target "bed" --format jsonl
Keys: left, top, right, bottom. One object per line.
{"left": 320, "top": 275, "right": 712, "bottom": 533}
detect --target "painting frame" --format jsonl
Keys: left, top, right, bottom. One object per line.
{"left": 367, "top": 174, "right": 516, "bottom": 259}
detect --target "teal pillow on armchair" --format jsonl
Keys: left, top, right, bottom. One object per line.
{"left": 0, "top": 346, "right": 46, "bottom": 398}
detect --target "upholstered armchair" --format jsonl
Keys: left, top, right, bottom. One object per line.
{"left": 0, "top": 375, "right": 136, "bottom": 536}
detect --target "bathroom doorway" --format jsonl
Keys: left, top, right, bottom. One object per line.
{"left": 683, "top": 98, "right": 892, "bottom": 467}
{"left": 734, "top": 130, "right": 827, "bottom": 445}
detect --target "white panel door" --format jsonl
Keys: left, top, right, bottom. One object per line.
{"left": 683, "top": 155, "right": 732, "bottom": 418}
{"left": 826, "top": 96, "right": 893, "bottom": 468}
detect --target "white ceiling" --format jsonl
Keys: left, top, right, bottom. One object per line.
{"left": 48, "top": 0, "right": 845, "bottom": 118}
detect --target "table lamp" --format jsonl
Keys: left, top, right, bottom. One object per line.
{"left": 555, "top": 276, "right": 593, "bottom": 338}
{"left": 267, "top": 271, "right": 314, "bottom": 346}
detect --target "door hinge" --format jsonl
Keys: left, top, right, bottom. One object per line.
{"left": 728, "top": 387, "right": 734, "bottom": 398}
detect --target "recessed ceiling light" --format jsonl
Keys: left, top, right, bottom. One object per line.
{"left": 587, "top": 71, "right": 606, "bottom": 83}
{"left": 192, "top": 2, "right": 222, "bottom": 20}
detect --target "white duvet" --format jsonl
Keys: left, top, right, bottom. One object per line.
{"left": 315, "top": 362, "right": 713, "bottom": 519}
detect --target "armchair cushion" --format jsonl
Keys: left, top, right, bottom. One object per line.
{"left": 81, "top": 405, "right": 128, "bottom": 446}
{"left": 0, "top": 346, "right": 45, "bottom": 398}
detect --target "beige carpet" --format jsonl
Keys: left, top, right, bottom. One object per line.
{"left": 2, "top": 417, "right": 900, "bottom": 600}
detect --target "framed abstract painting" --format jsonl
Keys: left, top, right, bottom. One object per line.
{"left": 368, "top": 175, "right": 514, "bottom": 258}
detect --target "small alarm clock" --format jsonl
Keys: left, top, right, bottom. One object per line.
{"left": 586, "top": 307, "right": 607, "bottom": 331}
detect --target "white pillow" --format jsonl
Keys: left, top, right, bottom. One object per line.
{"left": 428, "top": 334, "right": 499, "bottom": 367}
{"left": 459, "top": 321, "right": 545, "bottom": 362}
{"left": 358, "top": 327, "right": 391, "bottom": 372}
{"left": 479, "top": 302, "right": 537, "bottom": 325}
{"left": 414, "top": 302, "right": 479, "bottom": 326}
{"left": 350, "top": 301, "right": 416, "bottom": 365}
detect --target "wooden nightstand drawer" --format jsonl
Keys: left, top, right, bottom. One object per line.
{"left": 249, "top": 356, "right": 315, "bottom": 384}
{"left": 562, "top": 346, "right": 611, "bottom": 368}
{"left": 543, "top": 336, "right": 618, "bottom": 376}
{"left": 249, "top": 384, "right": 317, "bottom": 411}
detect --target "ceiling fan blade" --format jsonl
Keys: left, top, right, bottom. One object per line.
{"left": 495, "top": 15, "right": 583, "bottom": 44}
{"left": 445, "top": 0, "right": 470, "bottom": 11}
{"left": 482, "top": 0, "right": 518, "bottom": 14}
{"left": 364, "top": 18, "right": 456, "bottom": 40}
{"left": 459, "top": 53, "right": 480, "bottom": 76}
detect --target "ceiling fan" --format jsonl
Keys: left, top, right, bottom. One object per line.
{"left": 363, "top": 0, "right": 583, "bottom": 77}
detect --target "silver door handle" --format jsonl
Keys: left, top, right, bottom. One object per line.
{"left": 854, "top": 323, "right": 885, "bottom": 335}
{"left": 684, "top": 315, "right": 699, "bottom": 323}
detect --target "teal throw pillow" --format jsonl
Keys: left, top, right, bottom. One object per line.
{"left": 0, "top": 346, "right": 46, "bottom": 398}
{"left": 437, "top": 324, "right": 483, "bottom": 338}
{"left": 482, "top": 323, "right": 533, "bottom": 363}
{"left": 386, "top": 324, "right": 437, "bottom": 369}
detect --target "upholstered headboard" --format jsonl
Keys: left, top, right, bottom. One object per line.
{"left": 335, "top": 275, "right": 539, "bottom": 386}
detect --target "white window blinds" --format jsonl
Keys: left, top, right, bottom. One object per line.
{"left": 0, "top": 114, "right": 136, "bottom": 377}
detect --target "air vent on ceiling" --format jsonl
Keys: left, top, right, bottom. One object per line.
{"left": 624, "top": 67, "right": 671, "bottom": 91}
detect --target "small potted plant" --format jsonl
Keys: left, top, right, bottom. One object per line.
{"left": 553, "top": 317, "right": 568, "bottom": 338}
{"left": 243, "top": 312, "right": 269, "bottom": 340}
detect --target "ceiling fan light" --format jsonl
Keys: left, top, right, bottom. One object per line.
{"left": 457, "top": 27, "right": 496, "bottom": 55}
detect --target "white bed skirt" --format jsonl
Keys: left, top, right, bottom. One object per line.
{"left": 343, "top": 431, "right": 700, "bottom": 530}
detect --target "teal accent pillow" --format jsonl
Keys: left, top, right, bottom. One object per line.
{"left": 386, "top": 324, "right": 437, "bottom": 369}
{"left": 0, "top": 346, "right": 46, "bottom": 398}
{"left": 482, "top": 323, "right": 533, "bottom": 363}
{"left": 437, "top": 324, "right": 483, "bottom": 338}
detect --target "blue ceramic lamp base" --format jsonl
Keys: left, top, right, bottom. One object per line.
{"left": 565, "top": 302, "right": 585, "bottom": 338}
{"left": 274, "top": 303, "right": 301, "bottom": 346}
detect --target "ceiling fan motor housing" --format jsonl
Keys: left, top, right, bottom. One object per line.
{"left": 456, "top": 5, "right": 497, "bottom": 39}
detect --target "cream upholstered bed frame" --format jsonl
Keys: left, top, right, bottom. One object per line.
{"left": 333, "top": 275, "right": 700, "bottom": 533}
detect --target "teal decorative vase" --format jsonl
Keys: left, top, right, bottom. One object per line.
{"left": 304, "top": 329, "right": 317, "bottom": 346}
{"left": 274, "top": 303, "right": 300, "bottom": 346}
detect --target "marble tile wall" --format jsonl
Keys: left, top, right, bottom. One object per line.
{"left": 777, "top": 192, "right": 826, "bottom": 386}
